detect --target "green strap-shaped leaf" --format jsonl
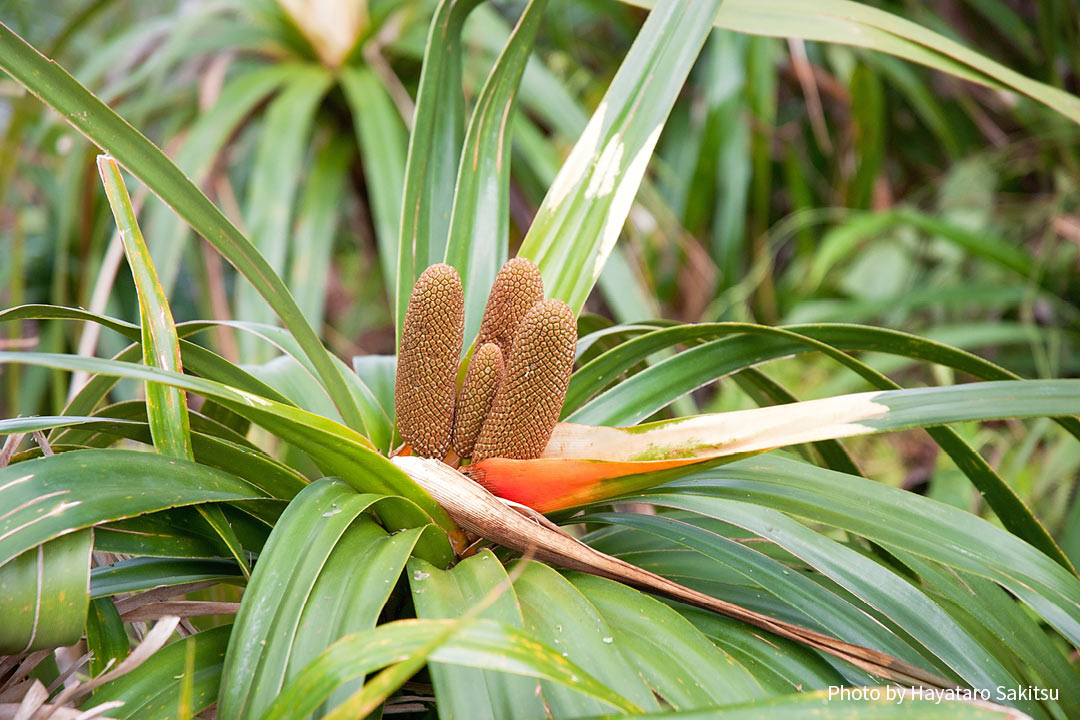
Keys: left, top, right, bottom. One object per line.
{"left": 0, "top": 306, "right": 297, "bottom": 419}
{"left": 86, "top": 597, "right": 130, "bottom": 677}
{"left": 584, "top": 502, "right": 1030, "bottom": 708}
{"left": 144, "top": 62, "right": 312, "bottom": 291}
{"left": 408, "top": 551, "right": 547, "bottom": 720}
{"left": 243, "top": 348, "right": 392, "bottom": 457}
{"left": 897, "top": 553, "right": 1080, "bottom": 718}
{"left": 679, "top": 0, "right": 1080, "bottom": 125}
{"left": 288, "top": 134, "right": 352, "bottom": 327}
{"left": 444, "top": 0, "right": 548, "bottom": 345}
{"left": 290, "top": 523, "right": 426, "bottom": 715}
{"left": 0, "top": 530, "right": 92, "bottom": 654}
{"left": 0, "top": 22, "right": 367, "bottom": 432}
{"left": 679, "top": 606, "right": 849, "bottom": 693}
{"left": 511, "top": 561, "right": 661, "bottom": 715}
{"left": 0, "top": 306, "right": 395, "bottom": 450}
{"left": 340, "top": 66, "right": 407, "bottom": 304}
{"left": 640, "top": 456, "right": 1080, "bottom": 657}
{"left": 95, "top": 512, "right": 243, "bottom": 560}
{"left": 90, "top": 557, "right": 244, "bottom": 598}
{"left": 518, "top": 1, "right": 725, "bottom": 314}
{"left": 236, "top": 66, "right": 333, "bottom": 363}
{"left": 0, "top": 351, "right": 462, "bottom": 562}
{"left": 567, "top": 573, "right": 767, "bottom": 709}
{"left": 579, "top": 512, "right": 926, "bottom": 669}
{"left": 395, "top": 0, "right": 484, "bottom": 345}
{"left": 0, "top": 449, "right": 266, "bottom": 568}
{"left": 565, "top": 321, "right": 1075, "bottom": 571}
{"left": 98, "top": 156, "right": 192, "bottom": 460}
{"left": 218, "top": 478, "right": 429, "bottom": 720}
{"left": 84, "top": 625, "right": 231, "bottom": 719}
{"left": 264, "top": 617, "right": 641, "bottom": 720}
{"left": 99, "top": 156, "right": 251, "bottom": 576}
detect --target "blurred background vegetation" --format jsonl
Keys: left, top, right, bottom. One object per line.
{"left": 2, "top": 0, "right": 1078, "bottom": 546}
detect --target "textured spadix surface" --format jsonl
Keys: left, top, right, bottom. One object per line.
{"left": 451, "top": 342, "right": 504, "bottom": 458}
{"left": 472, "top": 298, "right": 577, "bottom": 462}
{"left": 394, "top": 263, "right": 464, "bottom": 458}
{"left": 475, "top": 256, "right": 544, "bottom": 354}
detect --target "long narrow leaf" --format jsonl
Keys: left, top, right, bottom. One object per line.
{"left": 518, "top": 1, "right": 725, "bottom": 313}
{"left": 0, "top": 22, "right": 367, "bottom": 432}
{"left": 471, "top": 379, "right": 1080, "bottom": 513}
{"left": 236, "top": 67, "right": 333, "bottom": 362}
{"left": 0, "top": 449, "right": 265, "bottom": 568}
{"left": 0, "top": 531, "right": 92, "bottom": 653}
{"left": 444, "top": 0, "right": 548, "bottom": 344}
{"left": 627, "top": 0, "right": 1080, "bottom": 125}
{"left": 99, "top": 156, "right": 250, "bottom": 576}
{"left": 340, "top": 66, "right": 407, "bottom": 303}
{"left": 0, "top": 351, "right": 463, "bottom": 561}
{"left": 395, "top": 0, "right": 484, "bottom": 344}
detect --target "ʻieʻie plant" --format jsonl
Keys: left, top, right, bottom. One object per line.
{"left": 2, "top": 1, "right": 1080, "bottom": 718}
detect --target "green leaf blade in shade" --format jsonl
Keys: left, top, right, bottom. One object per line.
{"left": 86, "top": 597, "right": 130, "bottom": 677}
{"left": 340, "top": 66, "right": 407, "bottom": 303}
{"left": 395, "top": 0, "right": 484, "bottom": 345}
{"left": 83, "top": 625, "right": 231, "bottom": 720}
{"left": 91, "top": 557, "right": 244, "bottom": 598}
{"left": 0, "top": 530, "right": 92, "bottom": 653}
{"left": 0, "top": 22, "right": 366, "bottom": 432}
{"left": 236, "top": 66, "right": 333, "bottom": 363}
{"left": 407, "top": 551, "right": 547, "bottom": 720}
{"left": 444, "top": 0, "right": 547, "bottom": 345}
{"left": 622, "top": 0, "right": 1080, "bottom": 125}
{"left": 518, "top": 1, "right": 725, "bottom": 315}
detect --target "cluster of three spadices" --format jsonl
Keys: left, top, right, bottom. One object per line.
{"left": 393, "top": 258, "right": 577, "bottom": 479}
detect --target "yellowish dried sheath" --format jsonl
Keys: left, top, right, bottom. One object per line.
{"left": 451, "top": 343, "right": 505, "bottom": 458}
{"left": 472, "top": 298, "right": 576, "bottom": 462}
{"left": 475, "top": 257, "right": 544, "bottom": 355}
{"left": 395, "top": 263, "right": 464, "bottom": 458}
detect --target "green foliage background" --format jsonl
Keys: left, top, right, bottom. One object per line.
{"left": 0, "top": 0, "right": 1078, "bottom": 718}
